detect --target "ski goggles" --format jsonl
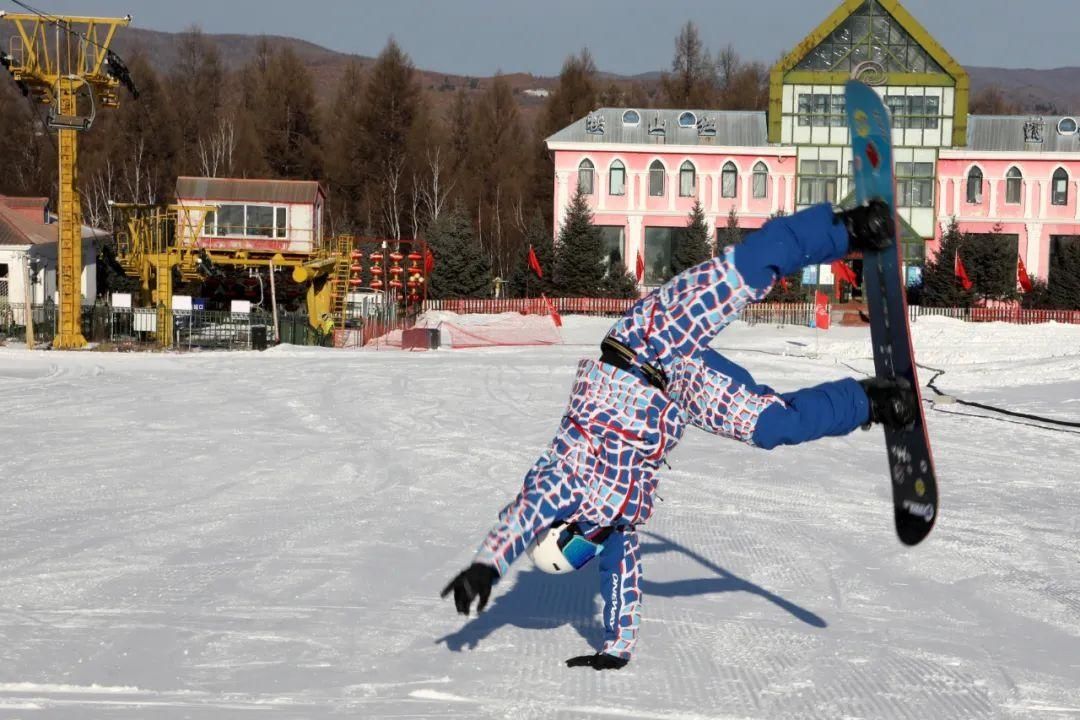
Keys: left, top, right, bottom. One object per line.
{"left": 557, "top": 529, "right": 604, "bottom": 570}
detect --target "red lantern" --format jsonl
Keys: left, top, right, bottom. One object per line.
{"left": 370, "top": 252, "right": 383, "bottom": 263}
{"left": 349, "top": 277, "right": 362, "bottom": 287}
{"left": 371, "top": 265, "right": 383, "bottom": 275}
{"left": 371, "top": 278, "right": 384, "bottom": 290}
{"left": 389, "top": 279, "right": 404, "bottom": 290}
{"left": 389, "top": 265, "right": 404, "bottom": 276}
{"left": 350, "top": 250, "right": 362, "bottom": 260}
{"left": 390, "top": 252, "right": 404, "bottom": 263}
{"left": 350, "top": 263, "right": 362, "bottom": 273}
{"left": 407, "top": 251, "right": 422, "bottom": 262}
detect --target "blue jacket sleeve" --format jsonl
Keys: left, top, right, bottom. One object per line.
{"left": 751, "top": 378, "right": 871, "bottom": 450}
{"left": 732, "top": 203, "right": 850, "bottom": 290}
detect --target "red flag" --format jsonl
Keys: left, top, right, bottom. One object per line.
{"left": 954, "top": 251, "right": 973, "bottom": 291}
{"left": 424, "top": 249, "right": 435, "bottom": 275}
{"left": 1017, "top": 254, "right": 1033, "bottom": 293}
{"left": 541, "top": 293, "right": 562, "bottom": 328}
{"left": 527, "top": 244, "right": 543, "bottom": 279}
{"left": 831, "top": 260, "right": 858, "bottom": 287}
{"left": 779, "top": 276, "right": 790, "bottom": 290}
{"left": 635, "top": 251, "right": 645, "bottom": 282}
{"left": 814, "top": 290, "right": 831, "bottom": 330}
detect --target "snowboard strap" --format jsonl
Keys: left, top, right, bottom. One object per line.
{"left": 600, "top": 336, "right": 668, "bottom": 393}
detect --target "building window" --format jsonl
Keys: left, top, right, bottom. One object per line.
{"left": 598, "top": 226, "right": 625, "bottom": 270}
{"left": 203, "top": 204, "right": 290, "bottom": 238}
{"left": 609, "top": 160, "right": 625, "bottom": 196}
{"left": 798, "top": 159, "right": 838, "bottom": 205}
{"left": 1006, "top": 167, "right": 1023, "bottom": 205}
{"left": 896, "top": 161, "right": 935, "bottom": 208}
{"left": 1052, "top": 168, "right": 1069, "bottom": 206}
{"left": 884, "top": 95, "right": 942, "bottom": 130}
{"left": 643, "top": 226, "right": 689, "bottom": 285}
{"left": 649, "top": 160, "right": 665, "bottom": 197}
{"left": 578, "top": 159, "right": 595, "bottom": 195}
{"left": 0, "top": 263, "right": 7, "bottom": 300}
{"left": 966, "top": 167, "right": 984, "bottom": 204}
{"left": 622, "top": 109, "right": 640, "bottom": 126}
{"left": 797, "top": 93, "right": 847, "bottom": 128}
{"left": 721, "top": 162, "right": 738, "bottom": 198}
{"left": 678, "top": 111, "right": 697, "bottom": 128}
{"left": 752, "top": 162, "right": 768, "bottom": 199}
{"left": 679, "top": 161, "right": 696, "bottom": 197}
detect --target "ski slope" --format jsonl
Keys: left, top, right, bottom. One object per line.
{"left": 0, "top": 316, "right": 1078, "bottom": 719}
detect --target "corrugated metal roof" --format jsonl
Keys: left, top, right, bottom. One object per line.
{"left": 176, "top": 177, "right": 325, "bottom": 204}
{"left": 0, "top": 202, "right": 57, "bottom": 246}
{"left": 967, "top": 115, "right": 1080, "bottom": 153}
{"left": 546, "top": 108, "right": 768, "bottom": 147}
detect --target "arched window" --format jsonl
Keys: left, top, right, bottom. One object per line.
{"left": 649, "top": 160, "right": 665, "bottom": 197}
{"left": 1006, "top": 167, "right": 1023, "bottom": 205}
{"left": 1052, "top": 167, "right": 1069, "bottom": 206}
{"left": 966, "top": 166, "right": 983, "bottom": 204}
{"left": 679, "top": 161, "right": 696, "bottom": 197}
{"left": 608, "top": 160, "right": 626, "bottom": 196}
{"left": 577, "top": 159, "right": 595, "bottom": 195}
{"left": 752, "top": 162, "right": 769, "bottom": 199}
{"left": 622, "top": 109, "right": 641, "bottom": 126}
{"left": 678, "top": 111, "right": 697, "bottom": 128}
{"left": 721, "top": 161, "right": 738, "bottom": 199}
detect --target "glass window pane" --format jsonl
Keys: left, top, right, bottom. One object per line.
{"left": 275, "top": 207, "right": 287, "bottom": 238}
{"left": 753, "top": 171, "right": 767, "bottom": 198}
{"left": 722, "top": 166, "right": 737, "bottom": 198}
{"left": 598, "top": 226, "right": 625, "bottom": 269}
{"left": 650, "top": 167, "right": 665, "bottom": 196}
{"left": 680, "top": 168, "right": 695, "bottom": 197}
{"left": 218, "top": 205, "right": 245, "bottom": 236}
{"left": 247, "top": 205, "right": 274, "bottom": 237}
{"left": 609, "top": 166, "right": 625, "bottom": 196}
{"left": 203, "top": 210, "right": 216, "bottom": 235}
{"left": 644, "top": 227, "right": 676, "bottom": 284}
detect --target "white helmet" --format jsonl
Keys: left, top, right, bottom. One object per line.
{"left": 527, "top": 522, "right": 604, "bottom": 574}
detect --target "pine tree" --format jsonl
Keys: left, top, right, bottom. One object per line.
{"left": 718, "top": 208, "right": 744, "bottom": 252}
{"left": 553, "top": 187, "right": 605, "bottom": 296}
{"left": 965, "top": 229, "right": 1019, "bottom": 301}
{"left": 529, "top": 51, "right": 598, "bottom": 227}
{"left": 661, "top": 22, "right": 717, "bottom": 108}
{"left": 921, "top": 218, "right": 975, "bottom": 307}
{"left": 507, "top": 209, "right": 557, "bottom": 298}
{"left": 673, "top": 200, "right": 712, "bottom": 273}
{"left": 169, "top": 27, "right": 225, "bottom": 176}
{"left": 324, "top": 60, "right": 367, "bottom": 231}
{"left": 600, "top": 260, "right": 639, "bottom": 298}
{"left": 1047, "top": 238, "right": 1080, "bottom": 309}
{"left": 425, "top": 203, "right": 492, "bottom": 299}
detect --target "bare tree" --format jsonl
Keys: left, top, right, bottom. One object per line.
{"left": 418, "top": 147, "right": 456, "bottom": 229}
{"left": 197, "top": 115, "right": 237, "bottom": 178}
{"left": 381, "top": 156, "right": 406, "bottom": 241}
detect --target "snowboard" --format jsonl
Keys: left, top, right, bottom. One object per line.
{"left": 844, "top": 79, "right": 938, "bottom": 546}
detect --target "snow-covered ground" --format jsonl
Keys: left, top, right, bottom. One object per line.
{"left": 0, "top": 316, "right": 1078, "bottom": 719}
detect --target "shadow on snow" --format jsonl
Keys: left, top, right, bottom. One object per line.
{"left": 436, "top": 529, "right": 826, "bottom": 654}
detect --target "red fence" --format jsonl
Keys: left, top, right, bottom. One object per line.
{"left": 909, "top": 306, "right": 1080, "bottom": 324}
{"left": 422, "top": 298, "right": 822, "bottom": 326}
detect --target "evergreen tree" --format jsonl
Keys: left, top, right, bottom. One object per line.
{"left": 425, "top": 203, "right": 492, "bottom": 298}
{"left": 169, "top": 27, "right": 226, "bottom": 176}
{"left": 921, "top": 218, "right": 975, "bottom": 307}
{"left": 965, "top": 229, "right": 1019, "bottom": 301}
{"left": 718, "top": 208, "right": 744, "bottom": 252}
{"left": 324, "top": 60, "right": 366, "bottom": 230}
{"left": 600, "top": 259, "right": 639, "bottom": 298}
{"left": 673, "top": 200, "right": 712, "bottom": 273}
{"left": 553, "top": 187, "right": 605, "bottom": 296}
{"left": 469, "top": 74, "right": 527, "bottom": 276}
{"left": 529, "top": 50, "right": 598, "bottom": 225}
{"left": 661, "top": 22, "right": 717, "bottom": 107}
{"left": 1047, "top": 238, "right": 1080, "bottom": 309}
{"left": 506, "top": 209, "right": 557, "bottom": 298}
{"left": 1020, "top": 278, "right": 1054, "bottom": 309}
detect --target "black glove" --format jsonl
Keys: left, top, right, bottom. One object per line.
{"left": 441, "top": 563, "right": 498, "bottom": 616}
{"left": 835, "top": 199, "right": 895, "bottom": 252}
{"left": 860, "top": 376, "right": 918, "bottom": 429}
{"left": 565, "top": 652, "right": 629, "bottom": 671}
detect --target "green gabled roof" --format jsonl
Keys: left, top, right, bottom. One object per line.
{"left": 768, "top": 0, "right": 969, "bottom": 146}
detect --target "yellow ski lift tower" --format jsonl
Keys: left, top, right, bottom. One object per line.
{"left": 0, "top": 9, "right": 135, "bottom": 348}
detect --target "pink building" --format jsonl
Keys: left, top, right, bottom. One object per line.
{"left": 545, "top": 0, "right": 1080, "bottom": 292}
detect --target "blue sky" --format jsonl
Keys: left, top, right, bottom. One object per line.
{"left": 23, "top": 0, "right": 1080, "bottom": 75}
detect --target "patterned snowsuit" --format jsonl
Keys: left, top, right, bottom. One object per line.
{"left": 473, "top": 203, "right": 872, "bottom": 660}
